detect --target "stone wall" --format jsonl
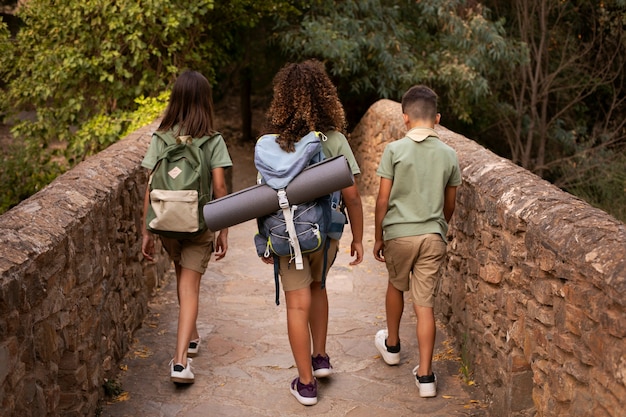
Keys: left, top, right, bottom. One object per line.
{"left": 351, "top": 99, "right": 626, "bottom": 417}
{"left": 0, "top": 121, "right": 170, "bottom": 417}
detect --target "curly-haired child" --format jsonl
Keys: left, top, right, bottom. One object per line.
{"left": 258, "top": 60, "right": 364, "bottom": 405}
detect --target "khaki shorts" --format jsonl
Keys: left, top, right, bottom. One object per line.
{"left": 384, "top": 234, "right": 446, "bottom": 308}
{"left": 160, "top": 229, "right": 215, "bottom": 274}
{"left": 279, "top": 239, "right": 339, "bottom": 292}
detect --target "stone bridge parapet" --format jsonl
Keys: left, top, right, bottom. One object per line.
{"left": 0, "top": 121, "right": 170, "bottom": 416}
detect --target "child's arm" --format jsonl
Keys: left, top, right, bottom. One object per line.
{"left": 341, "top": 181, "right": 364, "bottom": 265}
{"left": 212, "top": 167, "right": 229, "bottom": 260}
{"left": 373, "top": 177, "right": 392, "bottom": 262}
{"left": 141, "top": 180, "right": 155, "bottom": 262}
{"left": 443, "top": 185, "right": 457, "bottom": 223}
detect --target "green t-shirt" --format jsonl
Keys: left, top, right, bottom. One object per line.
{"left": 141, "top": 130, "right": 233, "bottom": 172}
{"left": 376, "top": 129, "right": 461, "bottom": 242}
{"left": 321, "top": 130, "right": 361, "bottom": 176}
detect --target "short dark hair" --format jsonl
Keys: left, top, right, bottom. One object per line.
{"left": 401, "top": 85, "right": 438, "bottom": 121}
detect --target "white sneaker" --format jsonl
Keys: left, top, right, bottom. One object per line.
{"left": 412, "top": 365, "right": 437, "bottom": 397}
{"left": 188, "top": 338, "right": 200, "bottom": 357}
{"left": 374, "top": 329, "right": 400, "bottom": 365}
{"left": 170, "top": 358, "right": 194, "bottom": 384}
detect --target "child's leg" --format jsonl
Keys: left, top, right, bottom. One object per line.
{"left": 385, "top": 282, "right": 404, "bottom": 346}
{"left": 174, "top": 266, "right": 202, "bottom": 365}
{"left": 308, "top": 239, "right": 337, "bottom": 357}
{"left": 285, "top": 287, "right": 314, "bottom": 384}
{"left": 173, "top": 263, "right": 200, "bottom": 344}
{"left": 410, "top": 234, "right": 446, "bottom": 377}
{"left": 413, "top": 304, "right": 435, "bottom": 376}
{"left": 309, "top": 281, "right": 328, "bottom": 357}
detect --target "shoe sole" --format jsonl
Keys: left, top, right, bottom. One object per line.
{"left": 416, "top": 382, "right": 436, "bottom": 397}
{"left": 375, "top": 330, "right": 400, "bottom": 365}
{"left": 171, "top": 378, "right": 194, "bottom": 384}
{"left": 290, "top": 387, "right": 317, "bottom": 406}
{"left": 412, "top": 365, "right": 436, "bottom": 397}
{"left": 313, "top": 368, "right": 332, "bottom": 378}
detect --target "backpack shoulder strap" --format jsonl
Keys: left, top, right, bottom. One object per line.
{"left": 154, "top": 130, "right": 177, "bottom": 147}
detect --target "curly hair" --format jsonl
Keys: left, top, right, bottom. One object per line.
{"left": 265, "top": 60, "right": 347, "bottom": 152}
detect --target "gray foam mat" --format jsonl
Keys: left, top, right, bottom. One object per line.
{"left": 203, "top": 156, "right": 354, "bottom": 231}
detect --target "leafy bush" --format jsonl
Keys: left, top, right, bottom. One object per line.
{"left": 0, "top": 93, "right": 169, "bottom": 214}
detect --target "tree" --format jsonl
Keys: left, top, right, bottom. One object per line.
{"left": 477, "top": 0, "right": 626, "bottom": 221}
{"left": 274, "top": 0, "right": 523, "bottom": 127}
{"left": 0, "top": 0, "right": 296, "bottom": 213}
{"left": 484, "top": 0, "right": 626, "bottom": 176}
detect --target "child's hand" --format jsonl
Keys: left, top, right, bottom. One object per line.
{"left": 214, "top": 230, "right": 228, "bottom": 260}
{"left": 349, "top": 241, "right": 363, "bottom": 265}
{"left": 373, "top": 240, "right": 385, "bottom": 262}
{"left": 260, "top": 256, "right": 274, "bottom": 265}
{"left": 142, "top": 233, "right": 155, "bottom": 262}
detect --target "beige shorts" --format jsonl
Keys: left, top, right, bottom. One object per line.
{"left": 160, "top": 229, "right": 215, "bottom": 274}
{"left": 384, "top": 234, "right": 446, "bottom": 307}
{"left": 279, "top": 239, "right": 339, "bottom": 292}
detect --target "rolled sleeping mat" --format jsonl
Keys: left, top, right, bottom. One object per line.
{"left": 203, "top": 155, "right": 354, "bottom": 231}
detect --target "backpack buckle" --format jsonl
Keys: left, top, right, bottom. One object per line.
{"left": 277, "top": 189, "right": 289, "bottom": 209}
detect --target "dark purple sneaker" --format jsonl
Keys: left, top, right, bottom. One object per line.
{"left": 312, "top": 354, "right": 333, "bottom": 378}
{"left": 289, "top": 377, "right": 318, "bottom": 405}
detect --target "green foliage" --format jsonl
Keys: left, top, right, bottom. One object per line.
{"left": 1, "top": 0, "right": 217, "bottom": 147}
{"left": 0, "top": 17, "right": 11, "bottom": 65}
{"left": 0, "top": 92, "right": 168, "bottom": 214}
{"left": 67, "top": 92, "right": 170, "bottom": 164}
{"left": 0, "top": 0, "right": 301, "bottom": 213}
{"left": 0, "top": 139, "right": 63, "bottom": 214}
{"left": 274, "top": 0, "right": 524, "bottom": 124}
{"left": 102, "top": 378, "right": 124, "bottom": 398}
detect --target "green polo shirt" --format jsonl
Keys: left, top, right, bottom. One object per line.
{"left": 376, "top": 128, "right": 461, "bottom": 242}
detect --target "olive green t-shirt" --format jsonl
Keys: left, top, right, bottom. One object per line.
{"left": 321, "top": 130, "right": 361, "bottom": 176}
{"left": 376, "top": 128, "right": 461, "bottom": 242}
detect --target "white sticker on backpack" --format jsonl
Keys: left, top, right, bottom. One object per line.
{"left": 168, "top": 166, "right": 182, "bottom": 179}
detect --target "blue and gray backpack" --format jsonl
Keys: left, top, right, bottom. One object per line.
{"left": 254, "top": 131, "right": 337, "bottom": 305}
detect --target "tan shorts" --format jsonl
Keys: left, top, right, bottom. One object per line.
{"left": 384, "top": 234, "right": 446, "bottom": 307}
{"left": 160, "top": 229, "right": 215, "bottom": 274}
{"left": 279, "top": 239, "right": 339, "bottom": 292}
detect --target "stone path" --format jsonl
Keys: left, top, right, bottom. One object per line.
{"left": 100, "top": 192, "right": 489, "bottom": 417}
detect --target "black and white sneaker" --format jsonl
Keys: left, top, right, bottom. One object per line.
{"left": 412, "top": 365, "right": 436, "bottom": 397}
{"left": 170, "top": 358, "right": 194, "bottom": 384}
{"left": 188, "top": 338, "right": 200, "bottom": 357}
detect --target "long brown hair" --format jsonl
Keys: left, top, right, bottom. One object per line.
{"left": 159, "top": 70, "right": 215, "bottom": 138}
{"left": 265, "top": 59, "right": 346, "bottom": 152}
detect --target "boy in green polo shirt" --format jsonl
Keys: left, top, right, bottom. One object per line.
{"left": 373, "top": 85, "right": 461, "bottom": 398}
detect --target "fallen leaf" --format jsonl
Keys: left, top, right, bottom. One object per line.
{"left": 113, "top": 392, "right": 130, "bottom": 402}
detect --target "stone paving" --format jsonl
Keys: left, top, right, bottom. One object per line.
{"left": 99, "top": 192, "right": 489, "bottom": 417}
